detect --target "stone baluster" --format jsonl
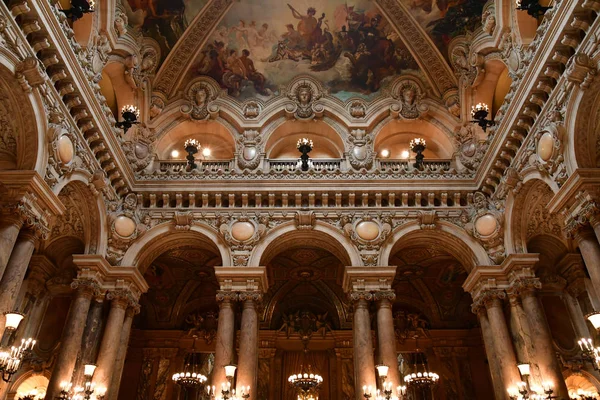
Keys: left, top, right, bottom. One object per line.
{"left": 512, "top": 278, "right": 569, "bottom": 398}
{"left": 108, "top": 304, "right": 139, "bottom": 400}
{"left": 350, "top": 291, "right": 377, "bottom": 400}
{"left": 45, "top": 279, "right": 101, "bottom": 400}
{"left": 481, "top": 290, "right": 522, "bottom": 396}
{"left": 374, "top": 290, "right": 400, "bottom": 389}
{"left": 473, "top": 303, "right": 506, "bottom": 400}
{"left": 236, "top": 291, "right": 261, "bottom": 400}
{"left": 93, "top": 290, "right": 132, "bottom": 397}
{"left": 0, "top": 227, "right": 47, "bottom": 332}
{"left": 213, "top": 291, "right": 237, "bottom": 389}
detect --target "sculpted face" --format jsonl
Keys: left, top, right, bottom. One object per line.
{"left": 403, "top": 87, "right": 416, "bottom": 105}
{"left": 195, "top": 89, "right": 207, "bottom": 107}
{"left": 298, "top": 87, "right": 312, "bottom": 106}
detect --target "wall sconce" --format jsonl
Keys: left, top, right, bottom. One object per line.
{"left": 60, "top": 0, "right": 95, "bottom": 21}
{"left": 516, "top": 0, "right": 552, "bottom": 18}
{"left": 116, "top": 105, "right": 140, "bottom": 134}
{"left": 471, "top": 103, "right": 494, "bottom": 132}
{"left": 587, "top": 312, "right": 600, "bottom": 330}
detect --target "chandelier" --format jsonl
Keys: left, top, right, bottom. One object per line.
{"left": 58, "top": 364, "right": 106, "bottom": 400}
{"left": 172, "top": 338, "right": 207, "bottom": 390}
{"left": 403, "top": 351, "right": 439, "bottom": 393}
{"left": 0, "top": 312, "right": 35, "bottom": 382}
{"left": 288, "top": 368, "right": 323, "bottom": 400}
{"left": 578, "top": 338, "right": 600, "bottom": 370}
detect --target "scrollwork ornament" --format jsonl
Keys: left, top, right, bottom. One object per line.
{"left": 465, "top": 192, "right": 505, "bottom": 264}
{"left": 286, "top": 79, "right": 323, "bottom": 120}
{"left": 238, "top": 291, "right": 263, "bottom": 304}
{"left": 372, "top": 290, "right": 396, "bottom": 302}
{"left": 236, "top": 130, "right": 263, "bottom": 170}
{"left": 510, "top": 277, "right": 542, "bottom": 298}
{"left": 71, "top": 279, "right": 102, "bottom": 298}
{"left": 216, "top": 291, "right": 239, "bottom": 303}
{"left": 348, "top": 291, "right": 374, "bottom": 303}
{"left": 219, "top": 216, "right": 268, "bottom": 251}
{"left": 342, "top": 216, "right": 391, "bottom": 251}
{"left": 346, "top": 129, "right": 374, "bottom": 170}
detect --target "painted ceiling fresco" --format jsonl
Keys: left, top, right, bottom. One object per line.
{"left": 129, "top": 0, "right": 487, "bottom": 101}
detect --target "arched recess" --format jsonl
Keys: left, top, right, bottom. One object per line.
{"left": 121, "top": 222, "right": 230, "bottom": 273}
{"left": 564, "top": 372, "right": 600, "bottom": 397}
{"left": 567, "top": 80, "right": 600, "bottom": 171}
{"left": 264, "top": 120, "right": 345, "bottom": 159}
{"left": 506, "top": 178, "right": 566, "bottom": 254}
{"left": 7, "top": 371, "right": 50, "bottom": 399}
{"left": 374, "top": 119, "right": 454, "bottom": 160}
{"left": 101, "top": 61, "right": 136, "bottom": 118}
{"left": 380, "top": 221, "right": 491, "bottom": 269}
{"left": 249, "top": 221, "right": 361, "bottom": 267}
{"left": 388, "top": 236, "right": 476, "bottom": 329}
{"left": 0, "top": 63, "right": 45, "bottom": 173}
{"left": 473, "top": 59, "right": 511, "bottom": 118}
{"left": 51, "top": 173, "right": 107, "bottom": 255}
{"left": 154, "top": 120, "right": 236, "bottom": 160}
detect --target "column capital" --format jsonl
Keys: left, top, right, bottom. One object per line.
{"left": 0, "top": 170, "right": 65, "bottom": 220}
{"left": 216, "top": 290, "right": 239, "bottom": 303}
{"left": 373, "top": 290, "right": 396, "bottom": 304}
{"left": 71, "top": 278, "right": 103, "bottom": 299}
{"left": 509, "top": 277, "right": 542, "bottom": 299}
{"left": 479, "top": 289, "right": 507, "bottom": 309}
{"left": 238, "top": 290, "right": 263, "bottom": 305}
{"left": 107, "top": 289, "right": 139, "bottom": 309}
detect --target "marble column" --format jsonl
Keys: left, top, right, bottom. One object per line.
{"left": 72, "top": 296, "right": 105, "bottom": 387}
{"left": 352, "top": 293, "right": 376, "bottom": 400}
{"left": 375, "top": 292, "right": 400, "bottom": 389}
{"left": 108, "top": 305, "right": 137, "bottom": 400}
{"left": 45, "top": 280, "right": 98, "bottom": 400}
{"left": 0, "top": 230, "right": 39, "bottom": 332}
{"left": 507, "top": 291, "right": 541, "bottom": 386}
{"left": 564, "top": 292, "right": 591, "bottom": 338}
{"left": 483, "top": 291, "right": 521, "bottom": 397}
{"left": 574, "top": 227, "right": 600, "bottom": 297}
{"left": 236, "top": 292, "right": 260, "bottom": 400}
{"left": 0, "top": 213, "right": 24, "bottom": 282}
{"left": 93, "top": 291, "right": 130, "bottom": 396}
{"left": 213, "top": 292, "right": 237, "bottom": 389}
{"left": 476, "top": 306, "right": 506, "bottom": 400}
{"left": 518, "top": 282, "right": 569, "bottom": 398}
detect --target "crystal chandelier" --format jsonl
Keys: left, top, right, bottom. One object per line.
{"left": 403, "top": 351, "right": 439, "bottom": 393}
{"left": 288, "top": 337, "right": 323, "bottom": 400}
{"left": 0, "top": 312, "right": 35, "bottom": 382}
{"left": 172, "top": 339, "right": 207, "bottom": 391}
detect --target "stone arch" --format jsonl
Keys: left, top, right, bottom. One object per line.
{"left": 506, "top": 178, "right": 565, "bottom": 254}
{"left": 380, "top": 221, "right": 491, "bottom": 270}
{"left": 566, "top": 80, "right": 600, "bottom": 172}
{"left": 52, "top": 172, "right": 108, "bottom": 255}
{"left": 0, "top": 61, "right": 46, "bottom": 173}
{"left": 249, "top": 220, "right": 361, "bottom": 267}
{"left": 121, "top": 222, "right": 230, "bottom": 273}
{"left": 7, "top": 370, "right": 50, "bottom": 399}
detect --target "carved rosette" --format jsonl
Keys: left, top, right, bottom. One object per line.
{"left": 236, "top": 129, "right": 263, "bottom": 170}
{"left": 242, "top": 101, "right": 261, "bottom": 119}
{"left": 348, "top": 100, "right": 366, "bottom": 119}
{"left": 285, "top": 78, "right": 324, "bottom": 120}
{"left": 346, "top": 129, "right": 375, "bottom": 171}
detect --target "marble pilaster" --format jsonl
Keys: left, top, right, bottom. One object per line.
{"left": 514, "top": 279, "right": 569, "bottom": 399}
{"left": 374, "top": 291, "right": 400, "bottom": 389}
{"left": 212, "top": 291, "right": 237, "bottom": 389}
{"left": 0, "top": 230, "right": 40, "bottom": 332}
{"left": 236, "top": 291, "right": 261, "bottom": 400}
{"left": 108, "top": 305, "right": 138, "bottom": 400}
{"left": 474, "top": 305, "right": 506, "bottom": 400}
{"left": 45, "top": 280, "right": 99, "bottom": 400}
{"left": 351, "top": 292, "right": 376, "bottom": 400}
{"left": 482, "top": 290, "right": 522, "bottom": 396}
{"left": 93, "top": 290, "right": 131, "bottom": 396}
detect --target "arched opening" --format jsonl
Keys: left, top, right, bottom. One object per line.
{"left": 10, "top": 374, "right": 49, "bottom": 400}
{"left": 265, "top": 120, "right": 344, "bottom": 159}
{"left": 119, "top": 241, "right": 223, "bottom": 400}
{"left": 387, "top": 234, "right": 493, "bottom": 399}
{"left": 374, "top": 119, "right": 454, "bottom": 161}
{"left": 155, "top": 120, "right": 236, "bottom": 162}
{"left": 473, "top": 59, "right": 512, "bottom": 118}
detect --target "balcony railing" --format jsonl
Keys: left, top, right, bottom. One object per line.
{"left": 155, "top": 158, "right": 452, "bottom": 174}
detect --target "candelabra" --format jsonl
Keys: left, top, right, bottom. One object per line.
{"left": 409, "top": 138, "right": 426, "bottom": 169}
{"left": 58, "top": 364, "right": 106, "bottom": 400}
{"left": 515, "top": 0, "right": 552, "bottom": 18}
{"left": 60, "top": 0, "right": 95, "bottom": 21}
{"left": 471, "top": 103, "right": 494, "bottom": 132}
{"left": 297, "top": 138, "right": 314, "bottom": 171}
{"left": 212, "top": 364, "right": 250, "bottom": 400}
{"left": 0, "top": 312, "right": 35, "bottom": 382}
{"left": 577, "top": 338, "right": 600, "bottom": 370}
{"left": 17, "top": 388, "right": 44, "bottom": 400}
{"left": 184, "top": 139, "right": 204, "bottom": 170}
{"left": 116, "top": 105, "right": 140, "bottom": 134}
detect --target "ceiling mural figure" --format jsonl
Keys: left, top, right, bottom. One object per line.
{"left": 187, "top": 0, "right": 421, "bottom": 101}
